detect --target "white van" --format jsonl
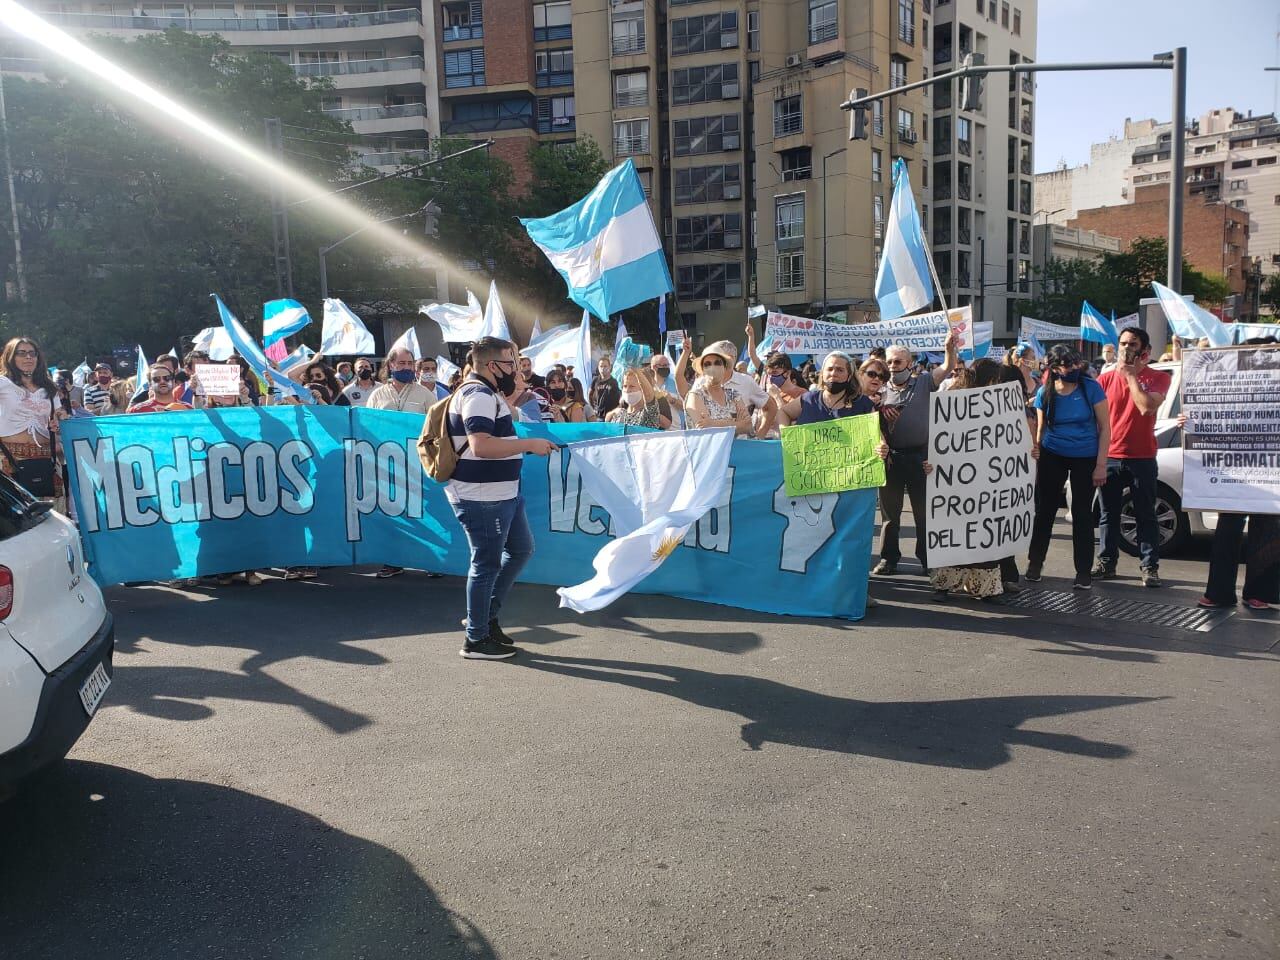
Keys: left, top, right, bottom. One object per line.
{"left": 0, "top": 474, "right": 113, "bottom": 792}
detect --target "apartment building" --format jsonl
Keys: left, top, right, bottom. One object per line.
{"left": 1033, "top": 117, "right": 1166, "bottom": 224}
{"left": 930, "top": 0, "right": 1036, "bottom": 341}
{"left": 1, "top": 1, "right": 439, "bottom": 169}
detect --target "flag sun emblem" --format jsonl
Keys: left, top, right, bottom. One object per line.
{"left": 650, "top": 532, "right": 683, "bottom": 562}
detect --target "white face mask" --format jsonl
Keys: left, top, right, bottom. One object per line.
{"left": 623, "top": 389, "right": 644, "bottom": 407}
{"left": 419, "top": 371, "right": 435, "bottom": 384}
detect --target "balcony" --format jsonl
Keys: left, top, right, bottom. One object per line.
{"left": 1020, "top": 157, "right": 1032, "bottom": 175}
{"left": 1019, "top": 236, "right": 1030, "bottom": 255}
{"left": 957, "top": 138, "right": 971, "bottom": 157}
{"left": 933, "top": 183, "right": 951, "bottom": 201}
{"left": 934, "top": 46, "right": 952, "bottom": 65}
{"left": 534, "top": 25, "right": 572, "bottom": 41}
{"left": 39, "top": 8, "right": 422, "bottom": 32}
{"left": 957, "top": 181, "right": 971, "bottom": 200}
{"left": 1021, "top": 74, "right": 1033, "bottom": 94}
{"left": 1019, "top": 116, "right": 1032, "bottom": 135}
{"left": 537, "top": 116, "right": 576, "bottom": 134}
{"left": 957, "top": 272, "right": 971, "bottom": 288}
{"left": 774, "top": 114, "right": 803, "bottom": 138}
{"left": 614, "top": 89, "right": 648, "bottom": 108}
{"left": 295, "top": 55, "right": 424, "bottom": 78}
{"left": 808, "top": 22, "right": 838, "bottom": 45}
{"left": 614, "top": 135, "right": 650, "bottom": 156}
{"left": 535, "top": 71, "right": 574, "bottom": 89}
{"left": 441, "top": 23, "right": 483, "bottom": 42}
{"left": 957, "top": 227, "right": 971, "bottom": 245}
{"left": 612, "top": 35, "right": 646, "bottom": 55}
{"left": 362, "top": 149, "right": 430, "bottom": 167}
{"left": 442, "top": 115, "right": 536, "bottom": 134}
{"left": 933, "top": 138, "right": 950, "bottom": 157}
{"left": 898, "top": 22, "right": 915, "bottom": 45}
{"left": 325, "top": 102, "right": 427, "bottom": 123}
{"left": 934, "top": 229, "right": 951, "bottom": 245}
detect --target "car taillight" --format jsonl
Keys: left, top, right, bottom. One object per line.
{"left": 0, "top": 566, "right": 11, "bottom": 620}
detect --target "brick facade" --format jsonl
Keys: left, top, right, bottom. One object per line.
{"left": 1068, "top": 185, "right": 1250, "bottom": 298}
{"left": 487, "top": 134, "right": 536, "bottom": 195}
{"left": 482, "top": 0, "right": 535, "bottom": 87}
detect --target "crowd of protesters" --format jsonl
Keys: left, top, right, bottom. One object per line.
{"left": 1, "top": 321, "right": 1276, "bottom": 626}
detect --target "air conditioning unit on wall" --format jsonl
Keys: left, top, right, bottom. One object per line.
{"left": 785, "top": 53, "right": 802, "bottom": 68}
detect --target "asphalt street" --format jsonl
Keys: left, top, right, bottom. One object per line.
{"left": 2, "top": 520, "right": 1277, "bottom": 960}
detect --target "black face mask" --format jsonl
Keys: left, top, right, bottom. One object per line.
{"left": 357, "top": 369, "right": 372, "bottom": 381}
{"left": 548, "top": 386, "right": 566, "bottom": 401}
{"left": 492, "top": 368, "right": 516, "bottom": 394}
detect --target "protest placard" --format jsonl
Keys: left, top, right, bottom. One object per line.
{"left": 766, "top": 307, "right": 969, "bottom": 355}
{"left": 194, "top": 363, "right": 242, "bottom": 398}
{"left": 780, "top": 413, "right": 884, "bottom": 496}
{"left": 1019, "top": 316, "right": 1080, "bottom": 344}
{"left": 665, "top": 330, "right": 684, "bottom": 348}
{"left": 926, "top": 381, "right": 1035, "bottom": 566}
{"left": 1180, "top": 345, "right": 1280, "bottom": 513}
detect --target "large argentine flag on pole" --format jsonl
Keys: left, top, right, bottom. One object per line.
{"left": 262, "top": 298, "right": 311, "bottom": 347}
{"left": 520, "top": 159, "right": 673, "bottom": 321}
{"left": 875, "top": 158, "right": 935, "bottom": 320}
{"left": 558, "top": 427, "right": 736, "bottom": 613}
{"left": 1151, "top": 281, "right": 1232, "bottom": 347}
{"left": 1080, "top": 301, "right": 1119, "bottom": 346}
{"left": 212, "top": 295, "right": 315, "bottom": 404}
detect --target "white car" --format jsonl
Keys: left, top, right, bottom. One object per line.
{"left": 0, "top": 473, "right": 114, "bottom": 793}
{"left": 1104, "top": 361, "right": 1217, "bottom": 557}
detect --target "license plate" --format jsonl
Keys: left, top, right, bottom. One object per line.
{"left": 78, "top": 661, "right": 111, "bottom": 717}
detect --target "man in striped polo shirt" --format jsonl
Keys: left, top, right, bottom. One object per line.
{"left": 448, "top": 337, "right": 558, "bottom": 660}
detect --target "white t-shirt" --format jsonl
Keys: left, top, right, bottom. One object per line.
{"left": 0, "top": 376, "right": 62, "bottom": 440}
{"left": 342, "top": 381, "right": 376, "bottom": 407}
{"left": 728, "top": 371, "right": 770, "bottom": 411}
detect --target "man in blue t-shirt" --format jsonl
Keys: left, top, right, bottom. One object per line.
{"left": 447, "top": 337, "right": 558, "bottom": 660}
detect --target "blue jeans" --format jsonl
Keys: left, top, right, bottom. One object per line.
{"left": 450, "top": 496, "right": 534, "bottom": 644}
{"left": 1097, "top": 457, "right": 1160, "bottom": 569}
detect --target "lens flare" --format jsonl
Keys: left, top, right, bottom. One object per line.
{"left": 0, "top": 0, "right": 536, "bottom": 329}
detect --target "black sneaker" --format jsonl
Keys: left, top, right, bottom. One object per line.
{"left": 1073, "top": 575, "right": 1092, "bottom": 591}
{"left": 460, "top": 637, "right": 517, "bottom": 660}
{"left": 459, "top": 618, "right": 517, "bottom": 648}
{"left": 1024, "top": 563, "right": 1043, "bottom": 582}
{"left": 1141, "top": 568, "right": 1162, "bottom": 588}
{"left": 873, "top": 559, "right": 898, "bottom": 575}
{"left": 1090, "top": 559, "right": 1117, "bottom": 579}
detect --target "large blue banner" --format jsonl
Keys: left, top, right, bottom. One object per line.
{"left": 63, "top": 410, "right": 874, "bottom": 619}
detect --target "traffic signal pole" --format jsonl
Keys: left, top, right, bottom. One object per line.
{"left": 841, "top": 50, "right": 1187, "bottom": 291}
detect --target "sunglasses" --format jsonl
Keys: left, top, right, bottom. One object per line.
{"left": 152, "top": 375, "right": 173, "bottom": 384}
{"left": 863, "top": 369, "right": 887, "bottom": 380}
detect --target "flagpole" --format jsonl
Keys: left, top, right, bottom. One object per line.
{"left": 923, "top": 245, "right": 949, "bottom": 314}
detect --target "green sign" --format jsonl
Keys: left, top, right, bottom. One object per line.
{"left": 780, "top": 412, "right": 885, "bottom": 496}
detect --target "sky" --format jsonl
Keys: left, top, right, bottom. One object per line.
{"left": 1032, "top": 0, "right": 1279, "bottom": 173}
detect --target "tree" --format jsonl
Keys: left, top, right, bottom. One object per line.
{"left": 1261, "top": 273, "right": 1280, "bottom": 314}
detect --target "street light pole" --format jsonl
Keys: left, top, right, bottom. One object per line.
{"left": 1167, "top": 47, "right": 1187, "bottom": 292}
{"left": 822, "top": 147, "right": 846, "bottom": 319}
{"left": 319, "top": 200, "right": 438, "bottom": 300}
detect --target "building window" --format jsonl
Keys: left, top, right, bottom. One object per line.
{"left": 611, "top": 4, "right": 645, "bottom": 54}
{"left": 872, "top": 149, "right": 882, "bottom": 182}
{"left": 897, "top": 108, "right": 915, "bottom": 141}
{"left": 1231, "top": 159, "right": 1254, "bottom": 169}
{"left": 1018, "top": 180, "right": 1031, "bottom": 215}
{"left": 988, "top": 0, "right": 996, "bottom": 18}
{"left": 872, "top": 100, "right": 884, "bottom": 137}
{"left": 808, "top": 0, "right": 837, "bottom": 44}
{"left": 672, "top": 63, "right": 740, "bottom": 105}
{"left": 747, "top": 10, "right": 759, "bottom": 51}
{"left": 678, "top": 263, "right": 742, "bottom": 301}
{"left": 873, "top": 194, "right": 884, "bottom": 239}
{"left": 774, "top": 95, "right": 802, "bottom": 136}
{"left": 1000, "top": 1, "right": 1008, "bottom": 27}
{"left": 934, "top": 205, "right": 951, "bottom": 244}
{"left": 534, "top": 48, "right": 573, "bottom": 87}
{"left": 441, "top": 0, "right": 483, "bottom": 40}
{"left": 671, "top": 12, "right": 738, "bottom": 55}
{"left": 890, "top": 56, "right": 907, "bottom": 88}
{"left": 674, "top": 164, "right": 742, "bottom": 203}
{"left": 613, "top": 71, "right": 648, "bottom": 108}
{"left": 676, "top": 213, "right": 743, "bottom": 251}
{"left": 536, "top": 95, "right": 575, "bottom": 133}
{"left": 532, "top": 1, "right": 571, "bottom": 41}
{"left": 775, "top": 193, "right": 805, "bottom": 249}
{"left": 443, "top": 47, "right": 485, "bottom": 87}
{"left": 776, "top": 253, "right": 805, "bottom": 291}
{"left": 1257, "top": 155, "right": 1276, "bottom": 166}
{"left": 956, "top": 116, "right": 971, "bottom": 155}
{"left": 781, "top": 147, "right": 812, "bottom": 181}
{"left": 613, "top": 118, "right": 650, "bottom": 156}
{"left": 897, "top": 0, "right": 915, "bottom": 44}
{"left": 673, "top": 114, "right": 741, "bottom": 156}
{"left": 1012, "top": 7, "right": 1020, "bottom": 34}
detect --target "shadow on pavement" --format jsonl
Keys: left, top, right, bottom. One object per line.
{"left": 519, "top": 652, "right": 1160, "bottom": 769}
{"left": 0, "top": 761, "right": 493, "bottom": 960}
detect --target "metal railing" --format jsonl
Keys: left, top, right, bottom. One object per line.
{"left": 534, "top": 24, "right": 572, "bottom": 41}
{"left": 898, "top": 22, "right": 915, "bottom": 45}
{"left": 442, "top": 115, "right": 535, "bottom": 134}
{"left": 441, "top": 22, "right": 483, "bottom": 41}
{"left": 323, "top": 102, "right": 427, "bottom": 122}
{"left": 611, "top": 34, "right": 646, "bottom": 55}
{"left": 957, "top": 138, "right": 971, "bottom": 156}
{"left": 613, "top": 135, "right": 650, "bottom": 156}
{"left": 613, "top": 89, "right": 648, "bottom": 108}
{"left": 361, "top": 149, "right": 430, "bottom": 166}
{"left": 295, "top": 55, "right": 424, "bottom": 77}
{"left": 40, "top": 7, "right": 421, "bottom": 31}
{"left": 773, "top": 113, "right": 803, "bottom": 137}
{"left": 535, "top": 71, "right": 574, "bottom": 88}
{"left": 957, "top": 181, "right": 971, "bottom": 200}
{"left": 808, "top": 22, "right": 838, "bottom": 44}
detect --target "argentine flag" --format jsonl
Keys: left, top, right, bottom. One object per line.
{"left": 958, "top": 320, "right": 994, "bottom": 362}
{"left": 1151, "top": 281, "right": 1231, "bottom": 347}
{"left": 558, "top": 427, "right": 736, "bottom": 613}
{"left": 520, "top": 159, "right": 673, "bottom": 321}
{"left": 1080, "top": 301, "right": 1119, "bottom": 346}
{"left": 388, "top": 325, "right": 422, "bottom": 360}
{"left": 875, "top": 158, "right": 935, "bottom": 320}
{"left": 482, "top": 281, "right": 513, "bottom": 342}
{"left": 279, "top": 343, "right": 315, "bottom": 374}
{"left": 321, "top": 299, "right": 377, "bottom": 355}
{"left": 421, "top": 290, "right": 485, "bottom": 343}
{"left": 521, "top": 310, "right": 592, "bottom": 377}
{"left": 262, "top": 298, "right": 311, "bottom": 347}
{"left": 212, "top": 295, "right": 315, "bottom": 404}
{"left": 435, "top": 354, "right": 460, "bottom": 383}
